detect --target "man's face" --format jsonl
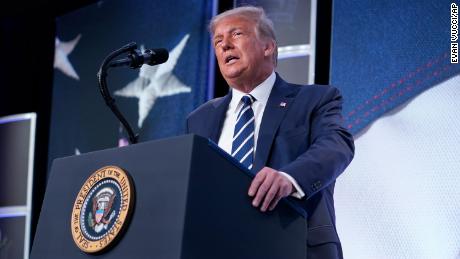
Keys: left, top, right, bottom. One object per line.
{"left": 212, "top": 16, "right": 273, "bottom": 86}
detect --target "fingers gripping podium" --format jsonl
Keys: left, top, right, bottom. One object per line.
{"left": 31, "top": 134, "right": 307, "bottom": 259}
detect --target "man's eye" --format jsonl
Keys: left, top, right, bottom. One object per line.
{"left": 214, "top": 40, "right": 222, "bottom": 46}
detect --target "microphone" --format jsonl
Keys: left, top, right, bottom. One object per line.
{"left": 109, "top": 48, "right": 169, "bottom": 68}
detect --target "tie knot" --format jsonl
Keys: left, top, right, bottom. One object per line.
{"left": 241, "top": 95, "right": 255, "bottom": 106}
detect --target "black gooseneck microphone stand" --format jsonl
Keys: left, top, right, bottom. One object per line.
{"left": 97, "top": 42, "right": 139, "bottom": 144}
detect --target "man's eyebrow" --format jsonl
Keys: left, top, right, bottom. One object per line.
{"left": 228, "top": 27, "right": 241, "bottom": 34}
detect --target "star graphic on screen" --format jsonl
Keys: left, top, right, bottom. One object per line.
{"left": 114, "top": 34, "right": 191, "bottom": 128}
{"left": 54, "top": 34, "right": 81, "bottom": 80}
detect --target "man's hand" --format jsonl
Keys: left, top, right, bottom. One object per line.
{"left": 248, "top": 167, "right": 294, "bottom": 212}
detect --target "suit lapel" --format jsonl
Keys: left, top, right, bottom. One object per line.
{"left": 253, "top": 75, "right": 298, "bottom": 173}
{"left": 207, "top": 92, "right": 232, "bottom": 143}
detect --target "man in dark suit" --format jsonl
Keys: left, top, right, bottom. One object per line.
{"left": 186, "top": 6, "right": 354, "bottom": 258}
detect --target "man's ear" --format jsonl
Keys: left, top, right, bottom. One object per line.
{"left": 263, "top": 39, "right": 276, "bottom": 58}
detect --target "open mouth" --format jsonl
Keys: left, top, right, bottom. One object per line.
{"left": 225, "top": 55, "right": 239, "bottom": 64}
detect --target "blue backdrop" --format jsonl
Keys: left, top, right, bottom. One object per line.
{"left": 331, "top": 0, "right": 460, "bottom": 134}
{"left": 48, "top": 0, "right": 214, "bottom": 169}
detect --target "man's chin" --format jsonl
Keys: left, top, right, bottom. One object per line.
{"left": 221, "top": 69, "right": 245, "bottom": 82}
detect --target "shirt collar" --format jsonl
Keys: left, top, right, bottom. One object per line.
{"left": 230, "top": 71, "right": 276, "bottom": 113}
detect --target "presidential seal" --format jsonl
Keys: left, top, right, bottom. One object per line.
{"left": 71, "top": 166, "right": 134, "bottom": 253}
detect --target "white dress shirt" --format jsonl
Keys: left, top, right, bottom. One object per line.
{"left": 218, "top": 72, "right": 305, "bottom": 199}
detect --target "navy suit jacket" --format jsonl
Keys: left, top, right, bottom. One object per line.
{"left": 186, "top": 74, "right": 354, "bottom": 255}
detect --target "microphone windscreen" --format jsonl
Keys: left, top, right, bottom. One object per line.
{"left": 147, "top": 48, "right": 169, "bottom": 65}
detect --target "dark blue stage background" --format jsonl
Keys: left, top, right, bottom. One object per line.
{"left": 49, "top": 0, "right": 214, "bottom": 167}
{"left": 331, "top": 1, "right": 460, "bottom": 134}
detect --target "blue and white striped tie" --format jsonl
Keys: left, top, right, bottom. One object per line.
{"left": 232, "top": 95, "right": 256, "bottom": 170}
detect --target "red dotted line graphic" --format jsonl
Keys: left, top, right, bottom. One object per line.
{"left": 346, "top": 63, "right": 453, "bottom": 130}
{"left": 344, "top": 51, "right": 456, "bottom": 130}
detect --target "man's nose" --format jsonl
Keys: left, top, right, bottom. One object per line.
{"left": 221, "top": 38, "right": 233, "bottom": 51}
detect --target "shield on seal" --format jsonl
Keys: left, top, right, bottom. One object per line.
{"left": 95, "top": 209, "right": 104, "bottom": 223}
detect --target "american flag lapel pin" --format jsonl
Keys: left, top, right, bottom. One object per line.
{"left": 279, "top": 102, "right": 287, "bottom": 107}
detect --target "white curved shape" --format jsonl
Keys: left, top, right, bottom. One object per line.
{"left": 335, "top": 75, "right": 460, "bottom": 259}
